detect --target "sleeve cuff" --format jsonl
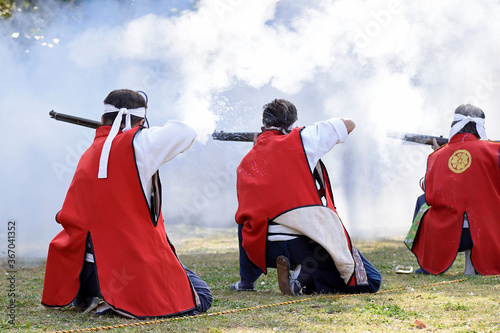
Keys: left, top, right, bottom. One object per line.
{"left": 330, "top": 118, "right": 348, "bottom": 143}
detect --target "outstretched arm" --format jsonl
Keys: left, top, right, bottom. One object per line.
{"left": 301, "top": 117, "right": 355, "bottom": 170}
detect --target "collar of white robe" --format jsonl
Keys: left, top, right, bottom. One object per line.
{"left": 266, "top": 121, "right": 298, "bottom": 135}
{"left": 448, "top": 113, "right": 487, "bottom": 141}
{"left": 97, "top": 104, "right": 146, "bottom": 179}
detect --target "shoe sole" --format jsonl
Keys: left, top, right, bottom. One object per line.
{"left": 83, "top": 298, "right": 104, "bottom": 315}
{"left": 277, "top": 256, "right": 292, "bottom": 295}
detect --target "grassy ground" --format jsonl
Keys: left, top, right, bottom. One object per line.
{"left": 1, "top": 225, "right": 499, "bottom": 332}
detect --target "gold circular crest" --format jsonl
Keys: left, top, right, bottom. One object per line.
{"left": 448, "top": 149, "right": 472, "bottom": 173}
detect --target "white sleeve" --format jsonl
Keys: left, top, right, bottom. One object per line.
{"left": 301, "top": 118, "right": 349, "bottom": 171}
{"left": 133, "top": 120, "right": 197, "bottom": 203}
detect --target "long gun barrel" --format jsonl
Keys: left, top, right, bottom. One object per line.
{"left": 212, "top": 131, "right": 256, "bottom": 142}
{"left": 49, "top": 110, "right": 101, "bottom": 129}
{"left": 49, "top": 111, "right": 258, "bottom": 142}
{"left": 388, "top": 131, "right": 449, "bottom": 146}
{"left": 400, "top": 133, "right": 448, "bottom": 146}
{"left": 393, "top": 132, "right": 499, "bottom": 146}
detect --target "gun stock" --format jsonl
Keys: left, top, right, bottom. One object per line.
{"left": 49, "top": 110, "right": 101, "bottom": 129}
{"left": 212, "top": 131, "right": 256, "bottom": 142}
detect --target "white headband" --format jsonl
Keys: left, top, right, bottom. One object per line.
{"left": 103, "top": 104, "right": 146, "bottom": 130}
{"left": 98, "top": 104, "right": 147, "bottom": 179}
{"left": 448, "top": 113, "right": 487, "bottom": 141}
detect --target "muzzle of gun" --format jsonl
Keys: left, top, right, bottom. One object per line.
{"left": 49, "top": 110, "right": 101, "bottom": 129}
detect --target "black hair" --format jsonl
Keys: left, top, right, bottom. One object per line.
{"left": 262, "top": 99, "right": 298, "bottom": 133}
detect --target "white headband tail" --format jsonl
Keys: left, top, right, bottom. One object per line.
{"left": 98, "top": 104, "right": 146, "bottom": 179}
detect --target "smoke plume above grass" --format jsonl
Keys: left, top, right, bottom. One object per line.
{"left": 1, "top": 0, "right": 500, "bottom": 257}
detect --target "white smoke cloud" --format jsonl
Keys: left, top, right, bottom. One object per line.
{"left": 2, "top": 0, "right": 500, "bottom": 257}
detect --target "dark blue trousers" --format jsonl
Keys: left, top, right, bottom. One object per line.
{"left": 183, "top": 266, "right": 213, "bottom": 315}
{"left": 237, "top": 224, "right": 264, "bottom": 283}
{"left": 238, "top": 224, "right": 381, "bottom": 293}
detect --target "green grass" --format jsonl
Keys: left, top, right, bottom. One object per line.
{"left": 1, "top": 225, "right": 500, "bottom": 332}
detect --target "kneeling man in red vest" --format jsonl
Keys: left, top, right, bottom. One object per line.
{"left": 231, "top": 99, "right": 382, "bottom": 295}
{"left": 406, "top": 104, "right": 500, "bottom": 276}
{"left": 42, "top": 89, "right": 212, "bottom": 318}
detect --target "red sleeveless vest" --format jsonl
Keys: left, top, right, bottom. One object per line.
{"left": 412, "top": 133, "right": 500, "bottom": 275}
{"left": 235, "top": 129, "right": 344, "bottom": 272}
{"left": 42, "top": 126, "right": 197, "bottom": 317}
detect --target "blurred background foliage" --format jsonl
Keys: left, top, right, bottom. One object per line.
{"left": 0, "top": 0, "right": 78, "bottom": 19}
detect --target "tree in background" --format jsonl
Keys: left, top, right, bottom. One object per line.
{"left": 1, "top": 0, "right": 81, "bottom": 53}
{"left": 0, "top": 0, "right": 77, "bottom": 19}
